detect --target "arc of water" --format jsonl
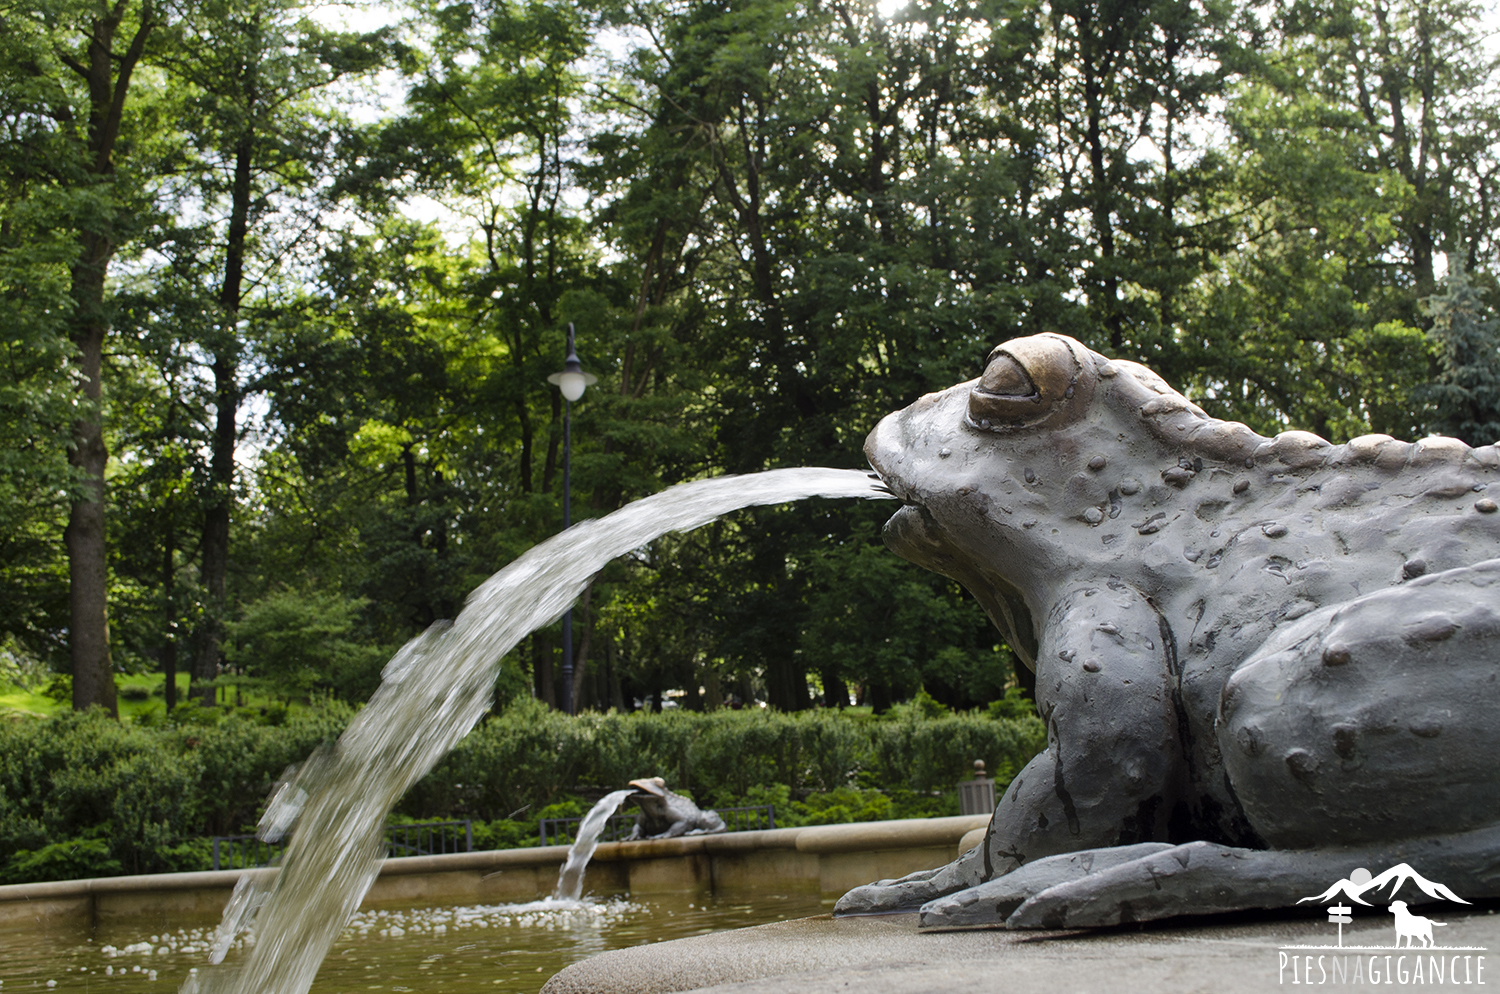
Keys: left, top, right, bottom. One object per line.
{"left": 554, "top": 789, "right": 638, "bottom": 901}
{"left": 189, "top": 468, "right": 890, "bottom": 994}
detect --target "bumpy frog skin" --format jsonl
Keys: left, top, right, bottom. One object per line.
{"left": 838, "top": 333, "right": 1500, "bottom": 929}
{"left": 626, "top": 777, "right": 727, "bottom": 840}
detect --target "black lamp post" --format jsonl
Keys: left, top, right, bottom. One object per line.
{"left": 546, "top": 322, "right": 596, "bottom": 715}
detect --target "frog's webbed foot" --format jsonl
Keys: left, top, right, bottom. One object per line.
{"left": 998, "top": 842, "right": 1380, "bottom": 929}
{"left": 926, "top": 827, "right": 1500, "bottom": 930}
{"left": 833, "top": 843, "right": 986, "bottom": 914}
{"left": 917, "top": 842, "right": 1174, "bottom": 928}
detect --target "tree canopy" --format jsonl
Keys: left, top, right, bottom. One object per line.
{"left": 2, "top": 0, "right": 1496, "bottom": 716}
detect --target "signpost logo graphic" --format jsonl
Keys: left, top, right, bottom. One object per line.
{"left": 1283, "top": 863, "right": 1482, "bottom": 952}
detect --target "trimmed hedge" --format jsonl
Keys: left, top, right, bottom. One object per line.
{"left": 0, "top": 700, "right": 1045, "bottom": 884}
{"left": 0, "top": 703, "right": 352, "bottom": 883}
{"left": 398, "top": 699, "right": 1045, "bottom": 820}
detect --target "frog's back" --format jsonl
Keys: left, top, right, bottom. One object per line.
{"left": 1085, "top": 368, "right": 1500, "bottom": 839}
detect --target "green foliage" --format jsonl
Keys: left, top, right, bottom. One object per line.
{"left": 0, "top": 702, "right": 1025, "bottom": 881}
{"left": 894, "top": 690, "right": 951, "bottom": 722}
{"left": 986, "top": 688, "right": 1038, "bottom": 722}
{"left": 1, "top": 0, "right": 1496, "bottom": 797}
{"left": 0, "top": 701, "right": 353, "bottom": 882}
{"left": 224, "top": 589, "right": 390, "bottom": 700}
{"left": 402, "top": 701, "right": 1046, "bottom": 821}
{"left": 0, "top": 838, "right": 123, "bottom": 885}
{"left": 1421, "top": 254, "right": 1500, "bottom": 445}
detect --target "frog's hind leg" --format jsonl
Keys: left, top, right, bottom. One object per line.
{"left": 834, "top": 841, "right": 987, "bottom": 914}
{"left": 927, "top": 824, "right": 1500, "bottom": 931}
{"left": 1219, "top": 560, "right": 1500, "bottom": 850}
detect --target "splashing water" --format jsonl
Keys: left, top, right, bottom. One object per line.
{"left": 555, "top": 789, "right": 637, "bottom": 901}
{"left": 187, "top": 467, "right": 890, "bottom": 994}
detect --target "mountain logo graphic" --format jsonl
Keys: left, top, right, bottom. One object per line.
{"left": 1278, "top": 864, "right": 1486, "bottom": 981}
{"left": 1297, "top": 863, "right": 1471, "bottom": 908}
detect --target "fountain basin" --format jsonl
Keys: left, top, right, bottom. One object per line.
{"left": 0, "top": 814, "right": 988, "bottom": 928}
{"left": 0, "top": 891, "right": 832, "bottom": 993}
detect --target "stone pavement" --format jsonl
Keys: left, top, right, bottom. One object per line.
{"left": 542, "top": 905, "right": 1500, "bottom": 994}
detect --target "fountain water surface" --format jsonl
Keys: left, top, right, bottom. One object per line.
{"left": 188, "top": 468, "right": 890, "bottom": 994}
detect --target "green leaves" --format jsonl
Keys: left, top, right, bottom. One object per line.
{"left": 1420, "top": 253, "right": 1500, "bottom": 445}
{"left": 2, "top": 0, "right": 1497, "bottom": 724}
{"left": 224, "top": 588, "right": 389, "bottom": 698}
{"left": 404, "top": 700, "right": 1047, "bottom": 819}
{"left": 0, "top": 701, "right": 355, "bottom": 882}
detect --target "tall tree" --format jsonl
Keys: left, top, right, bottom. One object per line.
{"left": 11, "top": 0, "right": 167, "bottom": 714}
{"left": 157, "top": 0, "right": 387, "bottom": 701}
{"left": 1174, "top": 0, "right": 1499, "bottom": 443}
{"left": 0, "top": 20, "right": 90, "bottom": 667}
{"left": 1423, "top": 253, "right": 1500, "bottom": 444}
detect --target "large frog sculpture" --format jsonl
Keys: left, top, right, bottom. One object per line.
{"left": 625, "top": 777, "right": 727, "bottom": 839}
{"left": 840, "top": 333, "right": 1500, "bottom": 929}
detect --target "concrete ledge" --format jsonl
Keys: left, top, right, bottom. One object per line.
{"left": 793, "top": 816, "right": 987, "bottom": 854}
{"left": 0, "top": 814, "right": 989, "bottom": 928}
{"left": 542, "top": 905, "right": 1500, "bottom": 994}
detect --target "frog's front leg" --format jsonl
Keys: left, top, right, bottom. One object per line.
{"left": 835, "top": 581, "right": 1187, "bottom": 917}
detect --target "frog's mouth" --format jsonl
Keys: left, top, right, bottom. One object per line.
{"left": 628, "top": 777, "right": 667, "bottom": 799}
{"left": 865, "top": 429, "right": 1040, "bottom": 671}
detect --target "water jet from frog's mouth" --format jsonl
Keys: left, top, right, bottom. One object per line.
{"left": 553, "top": 789, "right": 636, "bottom": 902}
{"left": 187, "top": 467, "right": 891, "bottom": 994}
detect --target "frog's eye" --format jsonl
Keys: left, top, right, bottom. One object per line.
{"left": 969, "top": 333, "right": 1093, "bottom": 430}
{"left": 979, "top": 354, "right": 1035, "bottom": 398}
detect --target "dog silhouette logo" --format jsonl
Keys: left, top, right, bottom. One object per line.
{"left": 1278, "top": 864, "right": 1486, "bottom": 983}
{"left": 1389, "top": 900, "right": 1445, "bottom": 948}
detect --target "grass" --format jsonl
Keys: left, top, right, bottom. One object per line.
{"left": 1, "top": 672, "right": 291, "bottom": 723}
{"left": 0, "top": 684, "right": 55, "bottom": 717}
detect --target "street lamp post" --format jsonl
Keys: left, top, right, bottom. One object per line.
{"left": 546, "top": 323, "right": 596, "bottom": 715}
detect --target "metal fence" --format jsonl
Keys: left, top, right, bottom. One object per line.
{"left": 211, "top": 819, "right": 473, "bottom": 871}
{"left": 958, "top": 759, "right": 996, "bottom": 816}
{"left": 538, "top": 805, "right": 775, "bottom": 847}
{"left": 386, "top": 820, "right": 474, "bottom": 858}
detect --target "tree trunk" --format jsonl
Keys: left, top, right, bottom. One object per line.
{"left": 821, "top": 667, "right": 848, "bottom": 709}
{"left": 703, "top": 669, "right": 723, "bottom": 711}
{"left": 193, "top": 133, "right": 252, "bottom": 703}
{"left": 570, "top": 581, "right": 594, "bottom": 713}
{"left": 607, "top": 639, "right": 626, "bottom": 712}
{"left": 61, "top": 2, "right": 156, "bottom": 715}
{"left": 533, "top": 633, "right": 555, "bottom": 708}
{"left": 66, "top": 231, "right": 117, "bottom": 717}
{"left": 162, "top": 523, "right": 178, "bottom": 712}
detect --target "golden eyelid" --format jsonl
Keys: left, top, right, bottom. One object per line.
{"left": 979, "top": 355, "right": 1035, "bottom": 398}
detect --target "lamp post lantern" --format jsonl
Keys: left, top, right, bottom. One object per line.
{"left": 546, "top": 323, "right": 596, "bottom": 715}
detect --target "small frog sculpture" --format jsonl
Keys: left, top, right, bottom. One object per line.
{"left": 839, "top": 333, "right": 1500, "bottom": 929}
{"left": 625, "top": 777, "right": 727, "bottom": 840}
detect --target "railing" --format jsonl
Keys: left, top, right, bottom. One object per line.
{"left": 385, "top": 820, "right": 474, "bottom": 858}
{"left": 538, "top": 805, "right": 774, "bottom": 847}
{"left": 210, "top": 819, "right": 473, "bottom": 871}
{"left": 958, "top": 759, "right": 996, "bottom": 816}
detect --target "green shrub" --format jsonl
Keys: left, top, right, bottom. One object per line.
{"left": 225, "top": 589, "right": 390, "bottom": 701}
{"left": 0, "top": 699, "right": 1044, "bottom": 882}
{"left": 471, "top": 818, "right": 541, "bottom": 850}
{"left": 986, "top": 688, "right": 1036, "bottom": 721}
{"left": 401, "top": 702, "right": 1045, "bottom": 823}
{"left": 0, "top": 701, "right": 354, "bottom": 883}
{"left": 0, "top": 838, "right": 122, "bottom": 884}
{"left": 863, "top": 710, "right": 1045, "bottom": 793}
